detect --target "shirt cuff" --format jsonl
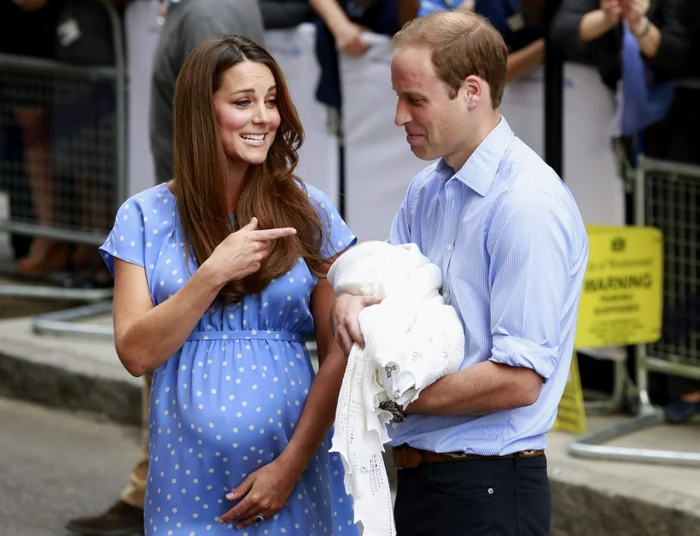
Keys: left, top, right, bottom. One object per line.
{"left": 489, "top": 334, "right": 558, "bottom": 381}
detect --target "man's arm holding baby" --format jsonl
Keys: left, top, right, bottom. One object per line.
{"left": 331, "top": 187, "right": 574, "bottom": 417}
{"left": 330, "top": 295, "right": 543, "bottom": 416}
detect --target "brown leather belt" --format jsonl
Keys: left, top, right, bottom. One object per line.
{"left": 392, "top": 444, "right": 545, "bottom": 469}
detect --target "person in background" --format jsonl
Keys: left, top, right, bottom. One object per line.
{"left": 636, "top": 0, "right": 698, "bottom": 165}
{"left": 550, "top": 0, "right": 687, "bottom": 104}
{"left": 412, "top": 0, "right": 546, "bottom": 83}
{"left": 149, "top": 0, "right": 266, "bottom": 185}
{"left": 259, "top": 0, "right": 315, "bottom": 29}
{"left": 0, "top": 0, "right": 66, "bottom": 274}
{"left": 312, "top": 0, "right": 402, "bottom": 110}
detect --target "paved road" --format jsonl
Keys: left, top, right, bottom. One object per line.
{"left": 0, "top": 396, "right": 142, "bottom": 536}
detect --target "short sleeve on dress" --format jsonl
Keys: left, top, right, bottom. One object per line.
{"left": 305, "top": 184, "right": 357, "bottom": 260}
{"left": 99, "top": 196, "right": 147, "bottom": 277}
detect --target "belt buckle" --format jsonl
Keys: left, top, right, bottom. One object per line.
{"left": 520, "top": 449, "right": 538, "bottom": 457}
{"left": 394, "top": 446, "right": 410, "bottom": 470}
{"left": 444, "top": 452, "right": 469, "bottom": 459}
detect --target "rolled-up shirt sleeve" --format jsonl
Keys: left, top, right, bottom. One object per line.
{"left": 487, "top": 187, "right": 574, "bottom": 381}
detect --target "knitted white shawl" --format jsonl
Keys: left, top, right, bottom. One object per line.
{"left": 327, "top": 241, "right": 465, "bottom": 536}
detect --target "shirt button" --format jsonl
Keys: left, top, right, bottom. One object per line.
{"left": 443, "top": 291, "right": 449, "bottom": 300}
{"left": 446, "top": 243, "right": 453, "bottom": 251}
{"left": 487, "top": 488, "right": 494, "bottom": 495}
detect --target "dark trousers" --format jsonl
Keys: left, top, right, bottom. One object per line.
{"left": 394, "top": 454, "right": 551, "bottom": 536}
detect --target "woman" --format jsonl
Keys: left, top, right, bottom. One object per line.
{"left": 99, "top": 35, "right": 358, "bottom": 535}
{"left": 550, "top": 0, "right": 687, "bottom": 92}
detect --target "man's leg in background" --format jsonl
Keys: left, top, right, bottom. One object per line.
{"left": 119, "top": 372, "right": 152, "bottom": 510}
{"left": 65, "top": 373, "right": 152, "bottom": 536}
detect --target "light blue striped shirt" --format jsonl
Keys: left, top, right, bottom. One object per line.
{"left": 387, "top": 117, "right": 589, "bottom": 455}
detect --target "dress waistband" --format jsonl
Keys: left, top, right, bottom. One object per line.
{"left": 186, "top": 329, "right": 304, "bottom": 343}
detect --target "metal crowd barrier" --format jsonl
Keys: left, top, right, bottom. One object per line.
{"left": 569, "top": 156, "right": 700, "bottom": 467}
{"left": 573, "top": 137, "right": 636, "bottom": 417}
{"left": 578, "top": 348, "right": 632, "bottom": 416}
{"left": 0, "top": 0, "right": 125, "bottom": 333}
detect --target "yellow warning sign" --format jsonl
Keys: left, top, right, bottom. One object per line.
{"left": 553, "top": 352, "right": 587, "bottom": 435}
{"left": 575, "top": 225, "right": 663, "bottom": 349}
{"left": 555, "top": 226, "right": 664, "bottom": 434}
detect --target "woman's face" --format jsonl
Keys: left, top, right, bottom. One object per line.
{"left": 213, "top": 61, "right": 281, "bottom": 167}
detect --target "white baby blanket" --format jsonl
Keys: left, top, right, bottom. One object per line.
{"left": 328, "top": 241, "right": 465, "bottom": 536}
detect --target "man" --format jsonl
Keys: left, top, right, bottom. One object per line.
{"left": 332, "top": 10, "right": 588, "bottom": 536}
{"left": 65, "top": 1, "right": 265, "bottom": 534}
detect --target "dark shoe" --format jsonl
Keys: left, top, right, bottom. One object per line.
{"left": 665, "top": 400, "right": 700, "bottom": 424}
{"left": 65, "top": 500, "right": 144, "bottom": 535}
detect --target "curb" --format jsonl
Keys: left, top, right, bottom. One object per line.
{"left": 0, "top": 349, "right": 142, "bottom": 425}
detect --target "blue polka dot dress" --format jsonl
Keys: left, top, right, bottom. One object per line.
{"left": 100, "top": 182, "right": 359, "bottom": 535}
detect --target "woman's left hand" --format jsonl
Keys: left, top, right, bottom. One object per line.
{"left": 219, "top": 459, "right": 300, "bottom": 529}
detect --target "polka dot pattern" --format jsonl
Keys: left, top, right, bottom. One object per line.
{"left": 99, "top": 183, "right": 358, "bottom": 535}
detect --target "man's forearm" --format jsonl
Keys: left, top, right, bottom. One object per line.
{"left": 404, "top": 361, "right": 543, "bottom": 416}
{"left": 309, "top": 0, "right": 352, "bottom": 36}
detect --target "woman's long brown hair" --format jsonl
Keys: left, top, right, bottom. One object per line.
{"left": 172, "top": 36, "right": 330, "bottom": 302}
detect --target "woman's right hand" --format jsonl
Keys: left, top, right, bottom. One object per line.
{"left": 205, "top": 218, "right": 297, "bottom": 285}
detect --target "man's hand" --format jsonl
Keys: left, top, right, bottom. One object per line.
{"left": 330, "top": 294, "right": 382, "bottom": 355}
{"left": 334, "top": 21, "right": 370, "bottom": 56}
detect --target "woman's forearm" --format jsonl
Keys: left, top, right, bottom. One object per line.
{"left": 579, "top": 9, "right": 616, "bottom": 42}
{"left": 632, "top": 18, "right": 662, "bottom": 58}
{"left": 276, "top": 351, "right": 347, "bottom": 477}
{"left": 115, "top": 262, "right": 225, "bottom": 376}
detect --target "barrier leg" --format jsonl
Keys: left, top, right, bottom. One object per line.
{"left": 569, "top": 344, "right": 700, "bottom": 467}
{"left": 583, "top": 356, "right": 629, "bottom": 415}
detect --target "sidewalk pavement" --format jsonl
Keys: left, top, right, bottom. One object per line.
{"left": 1, "top": 307, "right": 699, "bottom": 536}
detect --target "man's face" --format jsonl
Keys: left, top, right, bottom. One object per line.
{"left": 391, "top": 46, "right": 471, "bottom": 169}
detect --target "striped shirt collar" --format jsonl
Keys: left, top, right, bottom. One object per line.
{"left": 434, "top": 115, "right": 515, "bottom": 197}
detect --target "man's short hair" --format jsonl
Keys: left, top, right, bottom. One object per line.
{"left": 392, "top": 10, "right": 508, "bottom": 108}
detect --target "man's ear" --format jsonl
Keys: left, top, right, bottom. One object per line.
{"left": 464, "top": 75, "right": 484, "bottom": 109}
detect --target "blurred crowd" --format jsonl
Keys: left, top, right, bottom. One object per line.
{"left": 0, "top": 0, "right": 698, "bottom": 286}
